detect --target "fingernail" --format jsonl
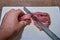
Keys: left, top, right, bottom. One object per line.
{"left": 21, "top": 21, "right": 27, "bottom": 26}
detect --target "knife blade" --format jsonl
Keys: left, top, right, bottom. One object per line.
{"left": 23, "top": 7, "right": 60, "bottom": 40}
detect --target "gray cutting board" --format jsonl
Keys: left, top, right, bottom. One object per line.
{"left": 1, "top": 7, "right": 60, "bottom": 40}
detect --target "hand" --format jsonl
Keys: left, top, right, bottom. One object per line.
{"left": 0, "top": 9, "right": 31, "bottom": 40}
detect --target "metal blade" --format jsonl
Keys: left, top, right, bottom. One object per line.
{"left": 24, "top": 7, "right": 32, "bottom": 14}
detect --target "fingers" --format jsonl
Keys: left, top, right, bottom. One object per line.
{"left": 18, "top": 21, "right": 27, "bottom": 27}
{"left": 14, "top": 9, "right": 24, "bottom": 17}
{"left": 5, "top": 9, "right": 25, "bottom": 18}
{"left": 17, "top": 21, "right": 27, "bottom": 32}
{"left": 2, "top": 9, "right": 25, "bottom": 23}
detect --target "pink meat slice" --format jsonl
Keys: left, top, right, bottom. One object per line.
{"left": 19, "top": 12, "right": 51, "bottom": 31}
{"left": 19, "top": 14, "right": 31, "bottom": 25}
{"left": 32, "top": 12, "right": 50, "bottom": 31}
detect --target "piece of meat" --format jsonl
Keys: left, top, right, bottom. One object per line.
{"left": 32, "top": 12, "right": 51, "bottom": 31}
{"left": 19, "top": 12, "right": 50, "bottom": 31}
{"left": 19, "top": 14, "right": 31, "bottom": 25}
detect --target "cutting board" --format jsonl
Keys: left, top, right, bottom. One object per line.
{"left": 1, "top": 7, "right": 60, "bottom": 40}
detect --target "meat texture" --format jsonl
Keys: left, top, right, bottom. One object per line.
{"left": 19, "top": 12, "right": 51, "bottom": 31}
{"left": 19, "top": 14, "right": 31, "bottom": 25}
{"left": 32, "top": 12, "right": 50, "bottom": 31}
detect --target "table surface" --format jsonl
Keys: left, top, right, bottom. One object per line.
{"left": 0, "top": 0, "right": 60, "bottom": 19}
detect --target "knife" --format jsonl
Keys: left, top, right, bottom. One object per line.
{"left": 23, "top": 7, "right": 60, "bottom": 40}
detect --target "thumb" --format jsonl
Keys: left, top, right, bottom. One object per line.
{"left": 18, "top": 21, "right": 27, "bottom": 30}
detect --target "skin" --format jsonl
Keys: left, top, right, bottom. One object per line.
{"left": 0, "top": 9, "right": 31, "bottom": 40}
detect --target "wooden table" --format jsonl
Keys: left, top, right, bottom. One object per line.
{"left": 0, "top": 0, "right": 60, "bottom": 17}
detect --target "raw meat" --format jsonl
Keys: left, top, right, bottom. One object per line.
{"left": 19, "top": 14, "right": 31, "bottom": 25}
{"left": 32, "top": 12, "right": 50, "bottom": 31}
{"left": 19, "top": 12, "right": 51, "bottom": 31}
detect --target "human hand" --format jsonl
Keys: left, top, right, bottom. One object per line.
{"left": 0, "top": 9, "right": 31, "bottom": 40}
